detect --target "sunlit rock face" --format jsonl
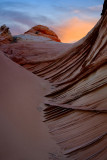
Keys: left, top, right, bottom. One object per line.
{"left": 24, "top": 25, "right": 61, "bottom": 42}
{"left": 0, "top": 1, "right": 107, "bottom": 160}
{"left": 0, "top": 25, "right": 13, "bottom": 44}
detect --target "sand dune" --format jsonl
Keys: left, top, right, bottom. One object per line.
{"left": 0, "top": 51, "right": 65, "bottom": 160}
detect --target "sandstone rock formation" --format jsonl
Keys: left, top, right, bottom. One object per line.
{"left": 0, "top": 25, "right": 13, "bottom": 44}
{"left": 0, "top": 1, "right": 107, "bottom": 160}
{"left": 30, "top": 9, "right": 107, "bottom": 160}
{"left": 24, "top": 25, "right": 61, "bottom": 42}
{"left": 0, "top": 35, "right": 71, "bottom": 65}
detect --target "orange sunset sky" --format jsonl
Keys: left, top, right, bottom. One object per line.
{"left": 0, "top": 0, "right": 103, "bottom": 43}
{"left": 53, "top": 17, "right": 98, "bottom": 43}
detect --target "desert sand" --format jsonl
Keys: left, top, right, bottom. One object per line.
{"left": 0, "top": 51, "right": 67, "bottom": 160}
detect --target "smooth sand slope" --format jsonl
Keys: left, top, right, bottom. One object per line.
{"left": 0, "top": 51, "right": 64, "bottom": 160}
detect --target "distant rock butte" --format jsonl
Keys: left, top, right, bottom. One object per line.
{"left": 24, "top": 25, "right": 61, "bottom": 42}
{"left": 0, "top": 24, "right": 13, "bottom": 44}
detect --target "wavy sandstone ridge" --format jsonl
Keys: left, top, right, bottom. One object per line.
{"left": 0, "top": 1, "right": 107, "bottom": 160}
{"left": 36, "top": 10, "right": 107, "bottom": 160}
{"left": 22, "top": 6, "right": 107, "bottom": 160}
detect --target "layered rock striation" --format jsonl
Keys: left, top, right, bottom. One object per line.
{"left": 0, "top": 2, "right": 107, "bottom": 160}
{"left": 18, "top": 6, "right": 107, "bottom": 160}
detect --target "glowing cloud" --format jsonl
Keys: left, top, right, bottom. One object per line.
{"left": 53, "top": 17, "right": 98, "bottom": 43}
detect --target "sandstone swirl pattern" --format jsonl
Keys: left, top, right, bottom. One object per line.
{"left": 29, "top": 11, "right": 107, "bottom": 160}
{"left": 0, "top": 4, "right": 107, "bottom": 160}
